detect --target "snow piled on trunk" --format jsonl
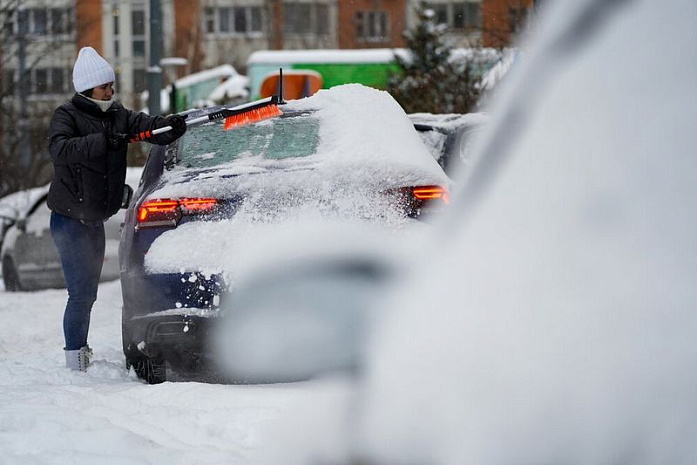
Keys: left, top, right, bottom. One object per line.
{"left": 144, "top": 84, "right": 446, "bottom": 276}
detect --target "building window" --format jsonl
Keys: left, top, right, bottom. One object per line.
{"left": 50, "top": 9, "right": 67, "bottom": 34}
{"left": 2, "top": 70, "right": 14, "bottom": 95}
{"left": 204, "top": 7, "right": 215, "bottom": 34}
{"left": 283, "top": 3, "right": 311, "bottom": 33}
{"left": 31, "top": 9, "right": 47, "bottom": 34}
{"left": 132, "top": 9, "right": 146, "bottom": 57}
{"left": 49, "top": 68, "right": 65, "bottom": 94}
{"left": 355, "top": 10, "right": 389, "bottom": 43}
{"left": 26, "top": 68, "right": 67, "bottom": 95}
{"left": 452, "top": 3, "right": 480, "bottom": 29}
{"left": 283, "top": 2, "right": 328, "bottom": 36}
{"left": 113, "top": 7, "right": 120, "bottom": 57}
{"left": 431, "top": 4, "right": 448, "bottom": 25}
{"left": 15, "top": 7, "right": 72, "bottom": 37}
{"left": 133, "top": 69, "right": 147, "bottom": 93}
{"left": 219, "top": 7, "right": 231, "bottom": 33}
{"left": 132, "top": 9, "right": 145, "bottom": 35}
{"left": 316, "top": 4, "right": 328, "bottom": 35}
{"left": 250, "top": 6, "right": 262, "bottom": 32}
{"left": 209, "top": 6, "right": 263, "bottom": 35}
{"left": 35, "top": 69, "right": 48, "bottom": 94}
{"left": 3, "top": 15, "right": 14, "bottom": 38}
{"left": 132, "top": 40, "right": 146, "bottom": 56}
{"left": 113, "top": 7, "right": 120, "bottom": 36}
{"left": 426, "top": 2, "right": 481, "bottom": 30}
{"left": 234, "top": 7, "right": 247, "bottom": 32}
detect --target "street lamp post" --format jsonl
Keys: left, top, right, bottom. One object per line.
{"left": 17, "top": 3, "right": 31, "bottom": 169}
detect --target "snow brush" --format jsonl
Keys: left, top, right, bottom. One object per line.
{"left": 129, "top": 68, "right": 288, "bottom": 143}
{"left": 128, "top": 95, "right": 284, "bottom": 143}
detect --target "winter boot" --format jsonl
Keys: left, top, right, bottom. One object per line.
{"left": 65, "top": 346, "right": 91, "bottom": 371}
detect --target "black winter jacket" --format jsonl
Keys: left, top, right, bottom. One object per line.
{"left": 48, "top": 94, "right": 181, "bottom": 221}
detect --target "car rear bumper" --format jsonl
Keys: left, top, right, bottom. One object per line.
{"left": 121, "top": 270, "right": 225, "bottom": 370}
{"left": 123, "top": 311, "right": 218, "bottom": 369}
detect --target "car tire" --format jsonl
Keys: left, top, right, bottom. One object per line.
{"left": 2, "top": 257, "right": 23, "bottom": 292}
{"left": 126, "top": 349, "right": 167, "bottom": 384}
{"left": 123, "top": 331, "right": 167, "bottom": 384}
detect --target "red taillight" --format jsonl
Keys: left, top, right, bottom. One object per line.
{"left": 136, "top": 197, "right": 218, "bottom": 228}
{"left": 412, "top": 185, "right": 450, "bottom": 205}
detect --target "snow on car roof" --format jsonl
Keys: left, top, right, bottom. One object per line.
{"left": 289, "top": 84, "right": 449, "bottom": 182}
{"left": 151, "top": 84, "right": 449, "bottom": 200}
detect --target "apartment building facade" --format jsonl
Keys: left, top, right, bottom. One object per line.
{"left": 2, "top": 0, "right": 530, "bottom": 113}
{"left": 1, "top": 0, "right": 77, "bottom": 112}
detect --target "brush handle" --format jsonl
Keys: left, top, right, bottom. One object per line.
{"left": 131, "top": 114, "right": 208, "bottom": 141}
{"left": 129, "top": 98, "right": 279, "bottom": 143}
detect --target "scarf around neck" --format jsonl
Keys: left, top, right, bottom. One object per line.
{"left": 81, "top": 94, "right": 114, "bottom": 112}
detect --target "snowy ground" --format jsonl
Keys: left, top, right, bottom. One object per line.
{"left": 0, "top": 278, "right": 350, "bottom": 465}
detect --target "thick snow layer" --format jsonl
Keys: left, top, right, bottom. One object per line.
{"left": 154, "top": 85, "right": 447, "bottom": 198}
{"left": 0, "top": 280, "right": 352, "bottom": 464}
{"left": 143, "top": 85, "right": 447, "bottom": 275}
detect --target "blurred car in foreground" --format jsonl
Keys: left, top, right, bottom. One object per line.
{"left": 119, "top": 84, "right": 449, "bottom": 383}
{"left": 410, "top": 112, "right": 488, "bottom": 175}
{"left": 213, "top": 0, "right": 697, "bottom": 463}
{"left": 1, "top": 168, "right": 142, "bottom": 292}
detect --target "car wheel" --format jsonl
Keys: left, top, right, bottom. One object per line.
{"left": 123, "top": 333, "right": 167, "bottom": 384}
{"left": 2, "top": 257, "right": 23, "bottom": 292}
{"left": 126, "top": 350, "right": 167, "bottom": 384}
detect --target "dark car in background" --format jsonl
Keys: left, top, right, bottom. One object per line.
{"left": 410, "top": 112, "right": 488, "bottom": 175}
{"left": 119, "top": 84, "right": 450, "bottom": 383}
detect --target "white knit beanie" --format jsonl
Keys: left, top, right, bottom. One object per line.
{"left": 72, "top": 47, "right": 115, "bottom": 93}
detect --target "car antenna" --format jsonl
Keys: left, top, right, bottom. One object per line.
{"left": 277, "top": 67, "right": 286, "bottom": 105}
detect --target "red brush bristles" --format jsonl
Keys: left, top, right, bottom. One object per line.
{"left": 223, "top": 105, "right": 283, "bottom": 131}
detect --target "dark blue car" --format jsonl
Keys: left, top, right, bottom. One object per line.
{"left": 119, "top": 85, "right": 450, "bottom": 383}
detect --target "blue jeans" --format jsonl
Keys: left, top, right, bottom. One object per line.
{"left": 50, "top": 212, "right": 105, "bottom": 350}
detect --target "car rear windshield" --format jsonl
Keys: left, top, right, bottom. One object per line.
{"left": 178, "top": 110, "right": 320, "bottom": 169}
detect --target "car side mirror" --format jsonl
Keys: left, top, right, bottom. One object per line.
{"left": 212, "top": 255, "right": 394, "bottom": 383}
{"left": 121, "top": 184, "right": 134, "bottom": 209}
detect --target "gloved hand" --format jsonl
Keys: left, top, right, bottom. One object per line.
{"left": 165, "top": 115, "right": 187, "bottom": 138}
{"left": 108, "top": 133, "right": 131, "bottom": 151}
